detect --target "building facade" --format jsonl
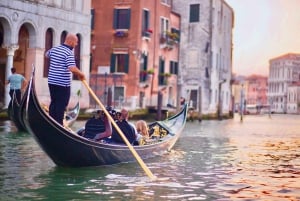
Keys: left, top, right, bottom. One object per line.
{"left": 172, "top": 0, "right": 234, "bottom": 117}
{"left": 246, "top": 74, "right": 268, "bottom": 106}
{"left": 0, "top": 0, "right": 91, "bottom": 108}
{"left": 268, "top": 53, "right": 300, "bottom": 113}
{"left": 287, "top": 82, "right": 300, "bottom": 114}
{"left": 90, "top": 0, "right": 180, "bottom": 109}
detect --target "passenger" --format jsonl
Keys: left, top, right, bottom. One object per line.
{"left": 135, "top": 120, "right": 149, "bottom": 139}
{"left": 84, "top": 110, "right": 112, "bottom": 141}
{"left": 111, "top": 108, "right": 137, "bottom": 144}
{"left": 135, "top": 120, "right": 150, "bottom": 145}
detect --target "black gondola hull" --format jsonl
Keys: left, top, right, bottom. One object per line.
{"left": 21, "top": 72, "right": 187, "bottom": 167}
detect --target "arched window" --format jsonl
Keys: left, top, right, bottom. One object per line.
{"left": 44, "top": 28, "right": 53, "bottom": 77}
{"left": 17, "top": 25, "right": 29, "bottom": 73}
{"left": 61, "top": 31, "right": 67, "bottom": 44}
{"left": 75, "top": 34, "right": 81, "bottom": 69}
{"left": 73, "top": 34, "right": 81, "bottom": 80}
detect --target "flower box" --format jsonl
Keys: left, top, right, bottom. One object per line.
{"left": 143, "top": 29, "right": 153, "bottom": 38}
{"left": 114, "top": 30, "right": 128, "bottom": 37}
{"left": 147, "top": 69, "right": 154, "bottom": 74}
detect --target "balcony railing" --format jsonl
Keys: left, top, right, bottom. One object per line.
{"left": 159, "top": 31, "right": 179, "bottom": 50}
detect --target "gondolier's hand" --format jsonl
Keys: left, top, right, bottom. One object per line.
{"left": 69, "top": 66, "right": 85, "bottom": 81}
{"left": 78, "top": 72, "right": 85, "bottom": 81}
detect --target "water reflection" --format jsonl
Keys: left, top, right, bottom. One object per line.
{"left": 0, "top": 115, "right": 299, "bottom": 200}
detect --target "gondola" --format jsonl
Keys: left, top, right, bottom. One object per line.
{"left": 8, "top": 90, "right": 80, "bottom": 131}
{"left": 20, "top": 71, "right": 188, "bottom": 167}
{"left": 7, "top": 95, "right": 27, "bottom": 131}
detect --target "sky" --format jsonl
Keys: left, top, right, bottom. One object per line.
{"left": 225, "top": 0, "right": 300, "bottom": 76}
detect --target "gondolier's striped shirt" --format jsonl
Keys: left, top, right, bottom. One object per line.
{"left": 46, "top": 44, "right": 76, "bottom": 87}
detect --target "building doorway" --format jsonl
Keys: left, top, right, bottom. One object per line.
{"left": 14, "top": 25, "right": 29, "bottom": 75}
{"left": 190, "top": 89, "right": 198, "bottom": 110}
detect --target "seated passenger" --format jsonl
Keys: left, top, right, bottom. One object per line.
{"left": 84, "top": 110, "right": 112, "bottom": 141}
{"left": 135, "top": 120, "right": 150, "bottom": 145}
{"left": 111, "top": 108, "right": 136, "bottom": 144}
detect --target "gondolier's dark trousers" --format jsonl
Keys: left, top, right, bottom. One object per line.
{"left": 9, "top": 89, "right": 21, "bottom": 104}
{"left": 48, "top": 84, "right": 70, "bottom": 126}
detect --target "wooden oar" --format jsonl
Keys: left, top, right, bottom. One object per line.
{"left": 82, "top": 80, "right": 157, "bottom": 180}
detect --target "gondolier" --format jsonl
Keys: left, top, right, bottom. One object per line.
{"left": 6, "top": 67, "right": 27, "bottom": 104}
{"left": 45, "top": 33, "right": 85, "bottom": 126}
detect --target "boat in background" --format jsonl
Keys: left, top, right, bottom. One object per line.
{"left": 7, "top": 96, "right": 26, "bottom": 131}
{"left": 20, "top": 70, "right": 188, "bottom": 167}
{"left": 8, "top": 89, "right": 80, "bottom": 131}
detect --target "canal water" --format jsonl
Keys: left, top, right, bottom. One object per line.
{"left": 0, "top": 114, "right": 299, "bottom": 201}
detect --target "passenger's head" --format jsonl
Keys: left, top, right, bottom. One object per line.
{"left": 64, "top": 33, "right": 78, "bottom": 49}
{"left": 94, "top": 110, "right": 103, "bottom": 119}
{"left": 115, "top": 111, "right": 121, "bottom": 121}
{"left": 11, "top": 67, "right": 16, "bottom": 74}
{"left": 120, "top": 108, "right": 129, "bottom": 121}
{"left": 136, "top": 120, "right": 149, "bottom": 137}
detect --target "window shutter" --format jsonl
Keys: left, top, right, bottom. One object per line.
{"left": 127, "top": 9, "right": 131, "bottom": 29}
{"left": 190, "top": 4, "right": 200, "bottom": 22}
{"left": 170, "top": 61, "right": 174, "bottom": 74}
{"left": 175, "top": 62, "right": 178, "bottom": 75}
{"left": 143, "top": 54, "right": 148, "bottom": 71}
{"left": 147, "top": 12, "right": 150, "bottom": 29}
{"left": 113, "top": 9, "right": 117, "bottom": 29}
{"left": 91, "top": 9, "right": 95, "bottom": 30}
{"left": 142, "top": 11, "right": 145, "bottom": 35}
{"left": 124, "top": 54, "right": 129, "bottom": 73}
{"left": 110, "top": 54, "right": 116, "bottom": 73}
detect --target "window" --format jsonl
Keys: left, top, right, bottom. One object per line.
{"left": 73, "top": 34, "right": 81, "bottom": 80}
{"left": 142, "top": 9, "right": 151, "bottom": 37}
{"left": 190, "top": 4, "right": 200, "bottom": 23}
{"left": 160, "top": 17, "right": 169, "bottom": 37}
{"left": 158, "top": 57, "right": 166, "bottom": 85}
{"left": 139, "top": 54, "right": 148, "bottom": 82}
{"left": 205, "top": 67, "right": 209, "bottom": 78}
{"left": 110, "top": 53, "right": 129, "bottom": 73}
{"left": 44, "top": 28, "right": 53, "bottom": 77}
{"left": 170, "top": 61, "right": 178, "bottom": 75}
{"left": 113, "top": 8, "right": 131, "bottom": 29}
{"left": 91, "top": 9, "right": 95, "bottom": 30}
{"left": 60, "top": 31, "right": 67, "bottom": 44}
{"left": 190, "top": 90, "right": 198, "bottom": 109}
{"left": 161, "top": 0, "right": 171, "bottom": 5}
{"left": 114, "top": 86, "right": 125, "bottom": 106}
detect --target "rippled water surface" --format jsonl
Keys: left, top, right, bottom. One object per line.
{"left": 0, "top": 114, "right": 299, "bottom": 201}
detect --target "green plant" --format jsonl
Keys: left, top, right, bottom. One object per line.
{"left": 166, "top": 31, "right": 179, "bottom": 40}
{"left": 161, "top": 72, "right": 171, "bottom": 77}
{"left": 147, "top": 69, "right": 154, "bottom": 74}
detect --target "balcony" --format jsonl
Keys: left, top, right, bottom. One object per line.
{"left": 158, "top": 73, "right": 171, "bottom": 86}
{"left": 160, "top": 31, "right": 179, "bottom": 50}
